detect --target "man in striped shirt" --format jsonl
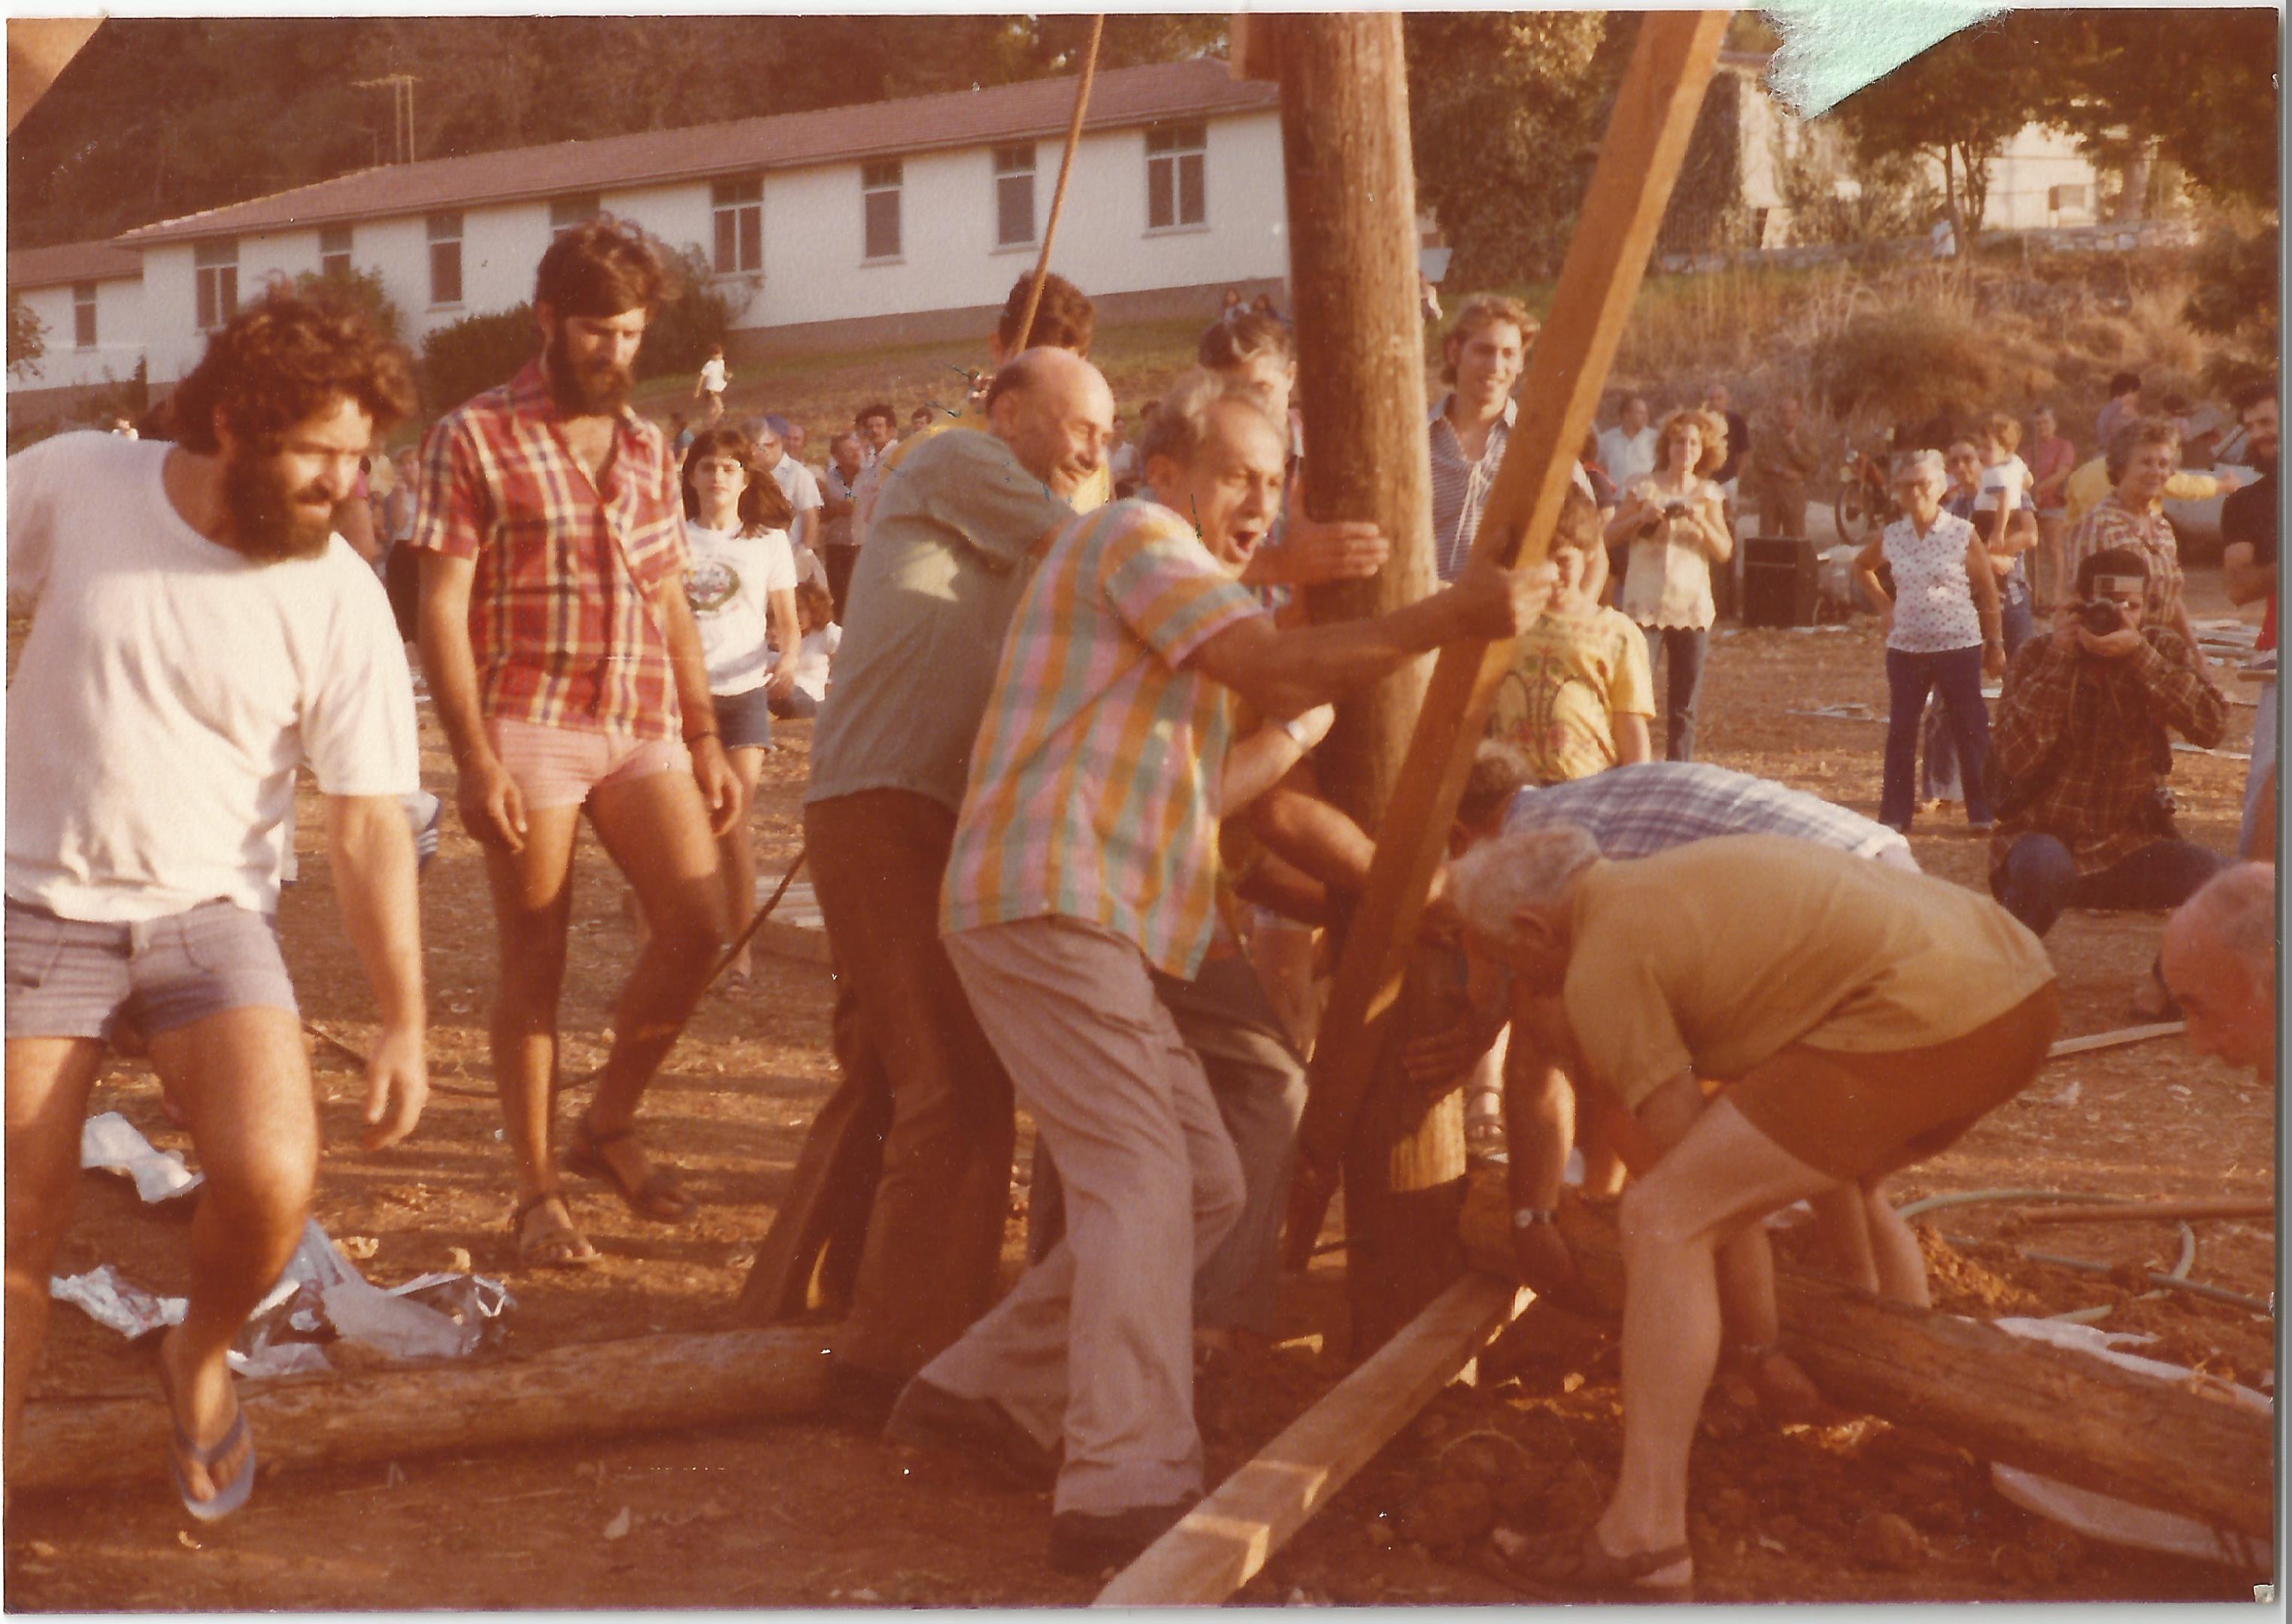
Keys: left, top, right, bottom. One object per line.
{"left": 414, "top": 220, "right": 740, "bottom": 1270}
{"left": 893, "top": 369, "right": 1554, "bottom": 1574}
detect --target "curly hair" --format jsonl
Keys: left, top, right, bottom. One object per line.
{"left": 681, "top": 425, "right": 795, "bottom": 532}
{"left": 1441, "top": 294, "right": 1538, "bottom": 385}
{"left": 1654, "top": 408, "right": 1727, "bottom": 479}
{"left": 167, "top": 287, "right": 417, "bottom": 456}
{"left": 994, "top": 271, "right": 1094, "bottom": 356}
{"left": 535, "top": 214, "right": 680, "bottom": 319}
{"left": 2105, "top": 416, "right": 2181, "bottom": 486}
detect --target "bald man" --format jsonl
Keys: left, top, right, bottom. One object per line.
{"left": 742, "top": 348, "right": 1115, "bottom": 1410}
{"left": 2162, "top": 863, "right": 2276, "bottom": 1081}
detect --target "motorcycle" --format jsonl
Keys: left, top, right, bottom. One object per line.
{"left": 1833, "top": 442, "right": 1893, "bottom": 544}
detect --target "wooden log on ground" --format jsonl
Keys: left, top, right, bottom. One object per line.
{"left": 1093, "top": 1273, "right": 1525, "bottom": 1606}
{"left": 2014, "top": 1198, "right": 2275, "bottom": 1226}
{"left": 2047, "top": 1021, "right": 2184, "bottom": 1058}
{"left": 1458, "top": 1171, "right": 2273, "bottom": 1541}
{"left": 8, "top": 1327, "right": 829, "bottom": 1495}
{"left": 1287, "top": 14, "right": 1731, "bottom": 1295}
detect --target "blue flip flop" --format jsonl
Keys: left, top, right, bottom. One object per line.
{"left": 159, "top": 1352, "right": 256, "bottom": 1522}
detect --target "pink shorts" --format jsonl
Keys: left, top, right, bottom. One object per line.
{"left": 484, "top": 718, "right": 687, "bottom": 811}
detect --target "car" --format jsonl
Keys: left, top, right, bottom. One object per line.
{"left": 2163, "top": 426, "right": 2257, "bottom": 564}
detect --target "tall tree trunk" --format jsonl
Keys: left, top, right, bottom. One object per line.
{"left": 1275, "top": 11, "right": 1465, "bottom": 1355}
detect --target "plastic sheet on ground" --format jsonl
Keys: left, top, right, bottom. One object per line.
{"left": 1988, "top": 1318, "right": 2271, "bottom": 1571}
{"left": 50, "top": 1265, "right": 183, "bottom": 1341}
{"left": 80, "top": 1111, "right": 202, "bottom": 1204}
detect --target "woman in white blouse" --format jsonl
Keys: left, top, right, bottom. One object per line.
{"left": 1854, "top": 449, "right": 2007, "bottom": 833}
{"left": 1604, "top": 408, "right": 1733, "bottom": 760}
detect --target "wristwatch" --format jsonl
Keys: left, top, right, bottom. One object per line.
{"left": 1511, "top": 1206, "right": 1557, "bottom": 1229}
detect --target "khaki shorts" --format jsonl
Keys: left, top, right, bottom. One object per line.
{"left": 1726, "top": 983, "right": 2061, "bottom": 1183}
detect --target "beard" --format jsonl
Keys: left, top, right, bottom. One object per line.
{"left": 546, "top": 325, "right": 635, "bottom": 417}
{"left": 223, "top": 449, "right": 336, "bottom": 563}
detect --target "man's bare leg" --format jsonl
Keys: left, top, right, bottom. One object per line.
{"left": 1599, "top": 1095, "right": 1835, "bottom": 1560}
{"left": 5, "top": 1036, "right": 105, "bottom": 1471}
{"left": 478, "top": 805, "right": 590, "bottom": 1256}
{"left": 1863, "top": 1179, "right": 1931, "bottom": 1306}
{"left": 147, "top": 1006, "right": 320, "bottom": 1505}
{"left": 581, "top": 768, "right": 729, "bottom": 1199}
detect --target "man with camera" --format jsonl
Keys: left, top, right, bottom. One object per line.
{"left": 1987, "top": 546, "right": 2229, "bottom": 939}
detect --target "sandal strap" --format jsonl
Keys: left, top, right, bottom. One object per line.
{"left": 578, "top": 1116, "right": 639, "bottom": 1149}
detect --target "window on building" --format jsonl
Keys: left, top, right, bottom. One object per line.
{"left": 72, "top": 282, "right": 97, "bottom": 349}
{"left": 550, "top": 194, "right": 602, "bottom": 238}
{"left": 993, "top": 144, "right": 1036, "bottom": 248}
{"left": 1146, "top": 120, "right": 1207, "bottom": 230}
{"left": 427, "top": 212, "right": 463, "bottom": 306}
{"left": 319, "top": 225, "right": 353, "bottom": 280}
{"left": 862, "top": 159, "right": 902, "bottom": 262}
{"left": 712, "top": 176, "right": 762, "bottom": 274}
{"left": 194, "top": 239, "right": 239, "bottom": 332}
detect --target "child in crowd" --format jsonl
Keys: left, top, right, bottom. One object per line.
{"left": 1487, "top": 483, "right": 1654, "bottom": 786}
{"left": 771, "top": 579, "right": 840, "bottom": 719}
{"left": 1975, "top": 413, "right": 2040, "bottom": 657}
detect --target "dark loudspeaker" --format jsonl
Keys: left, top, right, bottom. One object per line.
{"left": 1740, "top": 535, "right": 1820, "bottom": 628}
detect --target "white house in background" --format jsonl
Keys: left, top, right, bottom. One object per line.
{"left": 86, "top": 57, "right": 1283, "bottom": 392}
{"left": 6, "top": 238, "right": 147, "bottom": 414}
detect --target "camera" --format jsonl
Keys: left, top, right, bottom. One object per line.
{"left": 1662, "top": 501, "right": 1691, "bottom": 520}
{"left": 2077, "top": 598, "right": 2126, "bottom": 636}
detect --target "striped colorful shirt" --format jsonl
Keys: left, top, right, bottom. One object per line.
{"left": 1502, "top": 760, "right": 1912, "bottom": 866}
{"left": 941, "top": 499, "right": 1269, "bottom": 977}
{"left": 411, "top": 360, "right": 688, "bottom": 739}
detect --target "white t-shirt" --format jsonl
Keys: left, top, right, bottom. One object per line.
{"left": 684, "top": 520, "right": 796, "bottom": 696}
{"left": 792, "top": 623, "right": 841, "bottom": 703}
{"left": 1597, "top": 424, "right": 1660, "bottom": 487}
{"left": 1881, "top": 510, "right": 1984, "bottom": 653}
{"left": 1975, "top": 455, "right": 2031, "bottom": 515}
{"left": 771, "top": 453, "right": 824, "bottom": 550}
{"left": 699, "top": 356, "right": 728, "bottom": 394}
{"left": 6, "top": 433, "right": 418, "bottom": 922}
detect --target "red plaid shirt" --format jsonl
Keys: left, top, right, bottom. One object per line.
{"left": 2063, "top": 495, "right": 2184, "bottom": 631}
{"left": 411, "top": 361, "right": 688, "bottom": 739}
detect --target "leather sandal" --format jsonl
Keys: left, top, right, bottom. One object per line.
{"left": 1479, "top": 1524, "right": 1696, "bottom": 1603}
{"left": 564, "top": 1115, "right": 699, "bottom": 1222}
{"left": 511, "top": 1191, "right": 600, "bottom": 1268}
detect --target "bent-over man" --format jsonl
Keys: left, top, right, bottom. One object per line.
{"left": 1456, "top": 831, "right": 2057, "bottom": 1601}
{"left": 6, "top": 292, "right": 429, "bottom": 1518}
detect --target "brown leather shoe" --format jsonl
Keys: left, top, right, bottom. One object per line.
{"left": 1047, "top": 1495, "right": 1199, "bottom": 1577}
{"left": 884, "top": 1377, "right": 1060, "bottom": 1491}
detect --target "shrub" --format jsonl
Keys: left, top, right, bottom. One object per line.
{"left": 635, "top": 244, "right": 750, "bottom": 383}
{"left": 420, "top": 304, "right": 538, "bottom": 417}
{"left": 292, "top": 265, "right": 405, "bottom": 347}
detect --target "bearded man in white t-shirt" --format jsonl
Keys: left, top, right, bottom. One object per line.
{"left": 4, "top": 292, "right": 430, "bottom": 1522}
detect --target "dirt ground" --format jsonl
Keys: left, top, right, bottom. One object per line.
{"left": 5, "top": 569, "right": 2275, "bottom": 1609}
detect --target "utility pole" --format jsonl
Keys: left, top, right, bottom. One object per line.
{"left": 353, "top": 74, "right": 416, "bottom": 165}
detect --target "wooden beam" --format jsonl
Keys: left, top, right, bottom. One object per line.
{"left": 1273, "top": 11, "right": 1466, "bottom": 1350}
{"left": 1290, "top": 12, "right": 1731, "bottom": 1211}
{"left": 8, "top": 17, "right": 101, "bottom": 134}
{"left": 8, "top": 1327, "right": 829, "bottom": 1495}
{"left": 2047, "top": 1021, "right": 2184, "bottom": 1059}
{"left": 1092, "top": 1273, "right": 1525, "bottom": 1605}
{"left": 2014, "top": 1198, "right": 2275, "bottom": 1226}
{"left": 1458, "top": 1171, "right": 2274, "bottom": 1541}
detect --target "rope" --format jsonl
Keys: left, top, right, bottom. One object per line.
{"left": 1013, "top": 17, "right": 1103, "bottom": 350}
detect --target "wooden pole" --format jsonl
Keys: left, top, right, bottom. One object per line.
{"left": 7, "top": 1328, "right": 829, "bottom": 1495}
{"left": 1014, "top": 17, "right": 1103, "bottom": 348}
{"left": 1284, "top": 13, "right": 1732, "bottom": 1315}
{"left": 7, "top": 18, "right": 100, "bottom": 134}
{"left": 1457, "top": 1173, "right": 2274, "bottom": 1541}
{"left": 1272, "top": 11, "right": 1464, "bottom": 1353}
{"left": 1093, "top": 1274, "right": 1525, "bottom": 1605}
{"left": 2046, "top": 1021, "right": 2184, "bottom": 1058}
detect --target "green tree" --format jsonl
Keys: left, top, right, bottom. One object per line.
{"left": 292, "top": 264, "right": 405, "bottom": 346}
{"left": 1403, "top": 11, "right": 1624, "bottom": 286}
{"left": 8, "top": 296, "right": 46, "bottom": 381}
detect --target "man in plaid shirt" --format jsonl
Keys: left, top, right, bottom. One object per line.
{"left": 1988, "top": 545, "right": 2227, "bottom": 941}
{"left": 414, "top": 219, "right": 739, "bottom": 1269}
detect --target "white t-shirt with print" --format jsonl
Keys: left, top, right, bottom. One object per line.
{"left": 1881, "top": 509, "right": 1984, "bottom": 653}
{"left": 6, "top": 433, "right": 418, "bottom": 923}
{"left": 684, "top": 520, "right": 796, "bottom": 696}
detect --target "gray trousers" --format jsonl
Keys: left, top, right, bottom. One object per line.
{"left": 1027, "top": 953, "right": 1308, "bottom": 1339}
{"left": 919, "top": 916, "right": 1245, "bottom": 1516}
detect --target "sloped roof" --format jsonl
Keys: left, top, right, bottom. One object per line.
{"left": 120, "top": 56, "right": 1278, "bottom": 248}
{"left": 8, "top": 238, "right": 144, "bottom": 289}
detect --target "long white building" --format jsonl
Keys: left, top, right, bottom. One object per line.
{"left": 8, "top": 57, "right": 1287, "bottom": 411}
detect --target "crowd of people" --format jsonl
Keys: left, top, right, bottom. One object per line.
{"left": 5, "top": 214, "right": 2276, "bottom": 1598}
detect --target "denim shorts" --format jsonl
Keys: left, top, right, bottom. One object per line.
{"left": 5, "top": 897, "right": 299, "bottom": 1044}
{"left": 711, "top": 685, "right": 776, "bottom": 752}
